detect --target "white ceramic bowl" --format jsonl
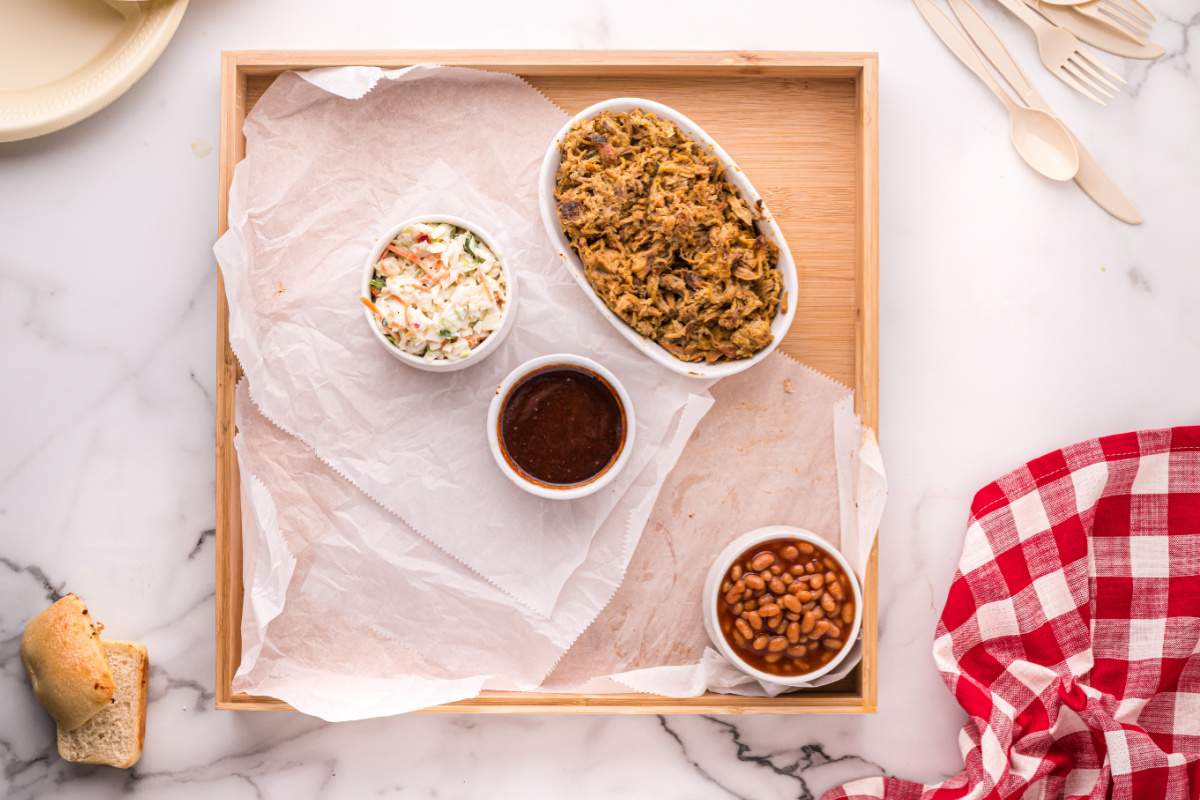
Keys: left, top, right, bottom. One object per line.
{"left": 487, "top": 354, "right": 636, "bottom": 501}
{"left": 360, "top": 214, "right": 517, "bottom": 373}
{"left": 537, "top": 97, "right": 799, "bottom": 380}
{"left": 702, "top": 525, "right": 863, "bottom": 686}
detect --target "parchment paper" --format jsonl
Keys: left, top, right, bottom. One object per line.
{"left": 235, "top": 353, "right": 884, "bottom": 716}
{"left": 213, "top": 65, "right": 711, "bottom": 616}
{"left": 234, "top": 381, "right": 711, "bottom": 720}
{"left": 544, "top": 352, "right": 887, "bottom": 696}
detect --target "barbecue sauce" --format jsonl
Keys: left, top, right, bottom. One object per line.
{"left": 499, "top": 366, "right": 625, "bottom": 487}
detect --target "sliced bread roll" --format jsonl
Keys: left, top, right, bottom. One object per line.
{"left": 21, "top": 594, "right": 114, "bottom": 731}
{"left": 57, "top": 640, "right": 148, "bottom": 769}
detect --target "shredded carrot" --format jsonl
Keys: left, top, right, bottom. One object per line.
{"left": 379, "top": 292, "right": 416, "bottom": 329}
{"left": 416, "top": 260, "right": 445, "bottom": 283}
{"left": 388, "top": 244, "right": 447, "bottom": 283}
{"left": 360, "top": 297, "right": 383, "bottom": 316}
{"left": 431, "top": 261, "right": 450, "bottom": 283}
{"left": 387, "top": 244, "right": 426, "bottom": 263}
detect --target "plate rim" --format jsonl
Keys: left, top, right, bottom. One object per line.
{"left": 0, "top": 0, "right": 189, "bottom": 143}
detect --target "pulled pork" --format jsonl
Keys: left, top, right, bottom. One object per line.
{"left": 555, "top": 109, "right": 783, "bottom": 363}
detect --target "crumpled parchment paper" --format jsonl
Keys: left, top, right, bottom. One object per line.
{"left": 543, "top": 352, "right": 886, "bottom": 696}
{"left": 213, "top": 65, "right": 712, "bottom": 615}
{"left": 234, "top": 380, "right": 712, "bottom": 719}
{"left": 234, "top": 350, "right": 884, "bottom": 716}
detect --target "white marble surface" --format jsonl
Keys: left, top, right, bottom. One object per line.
{"left": 2, "top": 0, "right": 1199, "bottom": 797}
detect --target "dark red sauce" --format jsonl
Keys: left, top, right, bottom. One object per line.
{"left": 499, "top": 366, "right": 625, "bottom": 487}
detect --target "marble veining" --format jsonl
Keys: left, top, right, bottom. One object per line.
{"left": 1126, "top": 7, "right": 1198, "bottom": 95}
{"left": 658, "top": 717, "right": 889, "bottom": 800}
{"left": 2, "top": 0, "right": 1199, "bottom": 797}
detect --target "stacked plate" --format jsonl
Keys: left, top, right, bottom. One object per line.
{"left": 0, "top": 0, "right": 188, "bottom": 142}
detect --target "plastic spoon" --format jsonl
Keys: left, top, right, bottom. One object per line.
{"left": 914, "top": 0, "right": 1080, "bottom": 181}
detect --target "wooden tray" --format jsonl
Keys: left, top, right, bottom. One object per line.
{"left": 216, "top": 50, "right": 879, "bottom": 714}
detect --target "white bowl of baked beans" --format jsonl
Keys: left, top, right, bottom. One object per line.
{"left": 703, "top": 526, "right": 863, "bottom": 686}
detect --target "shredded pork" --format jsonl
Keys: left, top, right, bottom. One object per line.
{"left": 555, "top": 109, "right": 783, "bottom": 363}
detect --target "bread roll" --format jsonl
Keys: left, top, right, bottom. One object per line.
{"left": 20, "top": 594, "right": 114, "bottom": 731}
{"left": 57, "top": 640, "right": 148, "bottom": 768}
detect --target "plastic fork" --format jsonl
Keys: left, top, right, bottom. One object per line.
{"left": 995, "top": 0, "right": 1126, "bottom": 104}
{"left": 1040, "top": 0, "right": 1152, "bottom": 9}
{"left": 1072, "top": 0, "right": 1155, "bottom": 43}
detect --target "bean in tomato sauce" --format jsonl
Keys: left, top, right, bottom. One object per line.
{"left": 716, "top": 538, "right": 855, "bottom": 676}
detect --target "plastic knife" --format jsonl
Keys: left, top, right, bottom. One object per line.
{"left": 1025, "top": 0, "right": 1165, "bottom": 59}
{"left": 947, "top": 0, "right": 1143, "bottom": 224}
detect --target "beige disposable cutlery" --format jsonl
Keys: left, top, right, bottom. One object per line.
{"left": 913, "top": 0, "right": 1079, "bottom": 181}
{"left": 1027, "top": 1, "right": 1165, "bottom": 58}
{"left": 1070, "top": 0, "right": 1155, "bottom": 42}
{"left": 947, "top": 0, "right": 1142, "bottom": 223}
{"left": 1038, "top": 0, "right": 1153, "bottom": 12}
{"left": 100, "top": 0, "right": 147, "bottom": 12}
{"left": 994, "top": 0, "right": 1125, "bottom": 104}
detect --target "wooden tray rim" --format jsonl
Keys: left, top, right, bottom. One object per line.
{"left": 216, "top": 49, "right": 879, "bottom": 715}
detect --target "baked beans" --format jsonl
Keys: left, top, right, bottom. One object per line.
{"left": 716, "top": 537, "right": 854, "bottom": 676}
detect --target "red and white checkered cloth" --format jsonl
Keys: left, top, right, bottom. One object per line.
{"left": 827, "top": 427, "right": 1200, "bottom": 800}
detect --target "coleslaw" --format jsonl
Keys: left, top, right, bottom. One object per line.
{"left": 363, "top": 221, "right": 508, "bottom": 361}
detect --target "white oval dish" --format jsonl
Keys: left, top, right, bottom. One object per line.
{"left": 537, "top": 97, "right": 799, "bottom": 380}
{"left": 702, "top": 525, "right": 863, "bottom": 686}
{"left": 360, "top": 214, "right": 517, "bottom": 373}
{"left": 487, "top": 354, "right": 636, "bottom": 501}
{"left": 0, "top": 0, "right": 188, "bottom": 143}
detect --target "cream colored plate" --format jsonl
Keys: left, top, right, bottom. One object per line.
{"left": 0, "top": 0, "right": 188, "bottom": 142}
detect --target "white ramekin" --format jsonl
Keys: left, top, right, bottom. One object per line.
{"left": 360, "top": 214, "right": 517, "bottom": 372}
{"left": 537, "top": 97, "right": 799, "bottom": 380}
{"left": 486, "top": 354, "right": 636, "bottom": 501}
{"left": 702, "top": 525, "right": 863, "bottom": 686}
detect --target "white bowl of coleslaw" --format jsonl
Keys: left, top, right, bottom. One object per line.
{"left": 360, "top": 214, "right": 517, "bottom": 372}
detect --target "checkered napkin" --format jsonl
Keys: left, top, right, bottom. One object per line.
{"left": 827, "top": 427, "right": 1200, "bottom": 800}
